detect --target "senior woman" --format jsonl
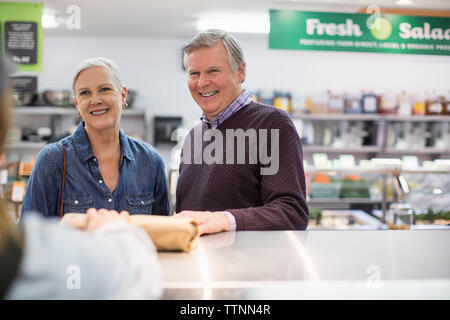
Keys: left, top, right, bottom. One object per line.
{"left": 0, "top": 58, "right": 162, "bottom": 299}
{"left": 21, "top": 57, "right": 169, "bottom": 218}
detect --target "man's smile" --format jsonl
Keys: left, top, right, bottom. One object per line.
{"left": 199, "top": 90, "right": 218, "bottom": 98}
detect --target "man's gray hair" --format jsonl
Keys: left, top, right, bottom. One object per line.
{"left": 183, "top": 29, "right": 246, "bottom": 73}
{"left": 72, "top": 57, "right": 125, "bottom": 96}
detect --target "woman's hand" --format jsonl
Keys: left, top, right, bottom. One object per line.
{"left": 86, "top": 208, "right": 130, "bottom": 231}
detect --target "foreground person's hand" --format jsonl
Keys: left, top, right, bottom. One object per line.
{"left": 174, "top": 210, "right": 230, "bottom": 236}
{"left": 86, "top": 208, "right": 131, "bottom": 231}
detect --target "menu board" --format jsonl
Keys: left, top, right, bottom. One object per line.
{"left": 10, "top": 76, "right": 37, "bottom": 92}
{"left": 0, "top": 2, "right": 43, "bottom": 71}
{"left": 5, "top": 21, "right": 38, "bottom": 64}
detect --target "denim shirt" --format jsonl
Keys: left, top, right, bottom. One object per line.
{"left": 21, "top": 122, "right": 170, "bottom": 218}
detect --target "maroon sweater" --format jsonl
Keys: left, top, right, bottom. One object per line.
{"left": 175, "top": 102, "right": 309, "bottom": 230}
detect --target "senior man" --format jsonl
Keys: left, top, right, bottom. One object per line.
{"left": 175, "top": 29, "right": 309, "bottom": 235}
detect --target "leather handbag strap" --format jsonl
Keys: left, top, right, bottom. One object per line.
{"left": 59, "top": 143, "right": 66, "bottom": 218}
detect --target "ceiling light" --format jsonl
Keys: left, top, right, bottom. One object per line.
{"left": 394, "top": 0, "right": 414, "bottom": 5}
{"left": 197, "top": 17, "right": 270, "bottom": 34}
{"left": 42, "top": 12, "right": 59, "bottom": 29}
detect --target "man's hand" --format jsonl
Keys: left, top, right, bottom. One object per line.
{"left": 86, "top": 208, "right": 130, "bottom": 231}
{"left": 174, "top": 211, "right": 231, "bottom": 236}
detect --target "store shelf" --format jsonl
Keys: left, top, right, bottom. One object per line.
{"left": 305, "top": 167, "right": 450, "bottom": 174}
{"left": 293, "top": 113, "right": 381, "bottom": 121}
{"left": 383, "top": 115, "right": 450, "bottom": 122}
{"left": 5, "top": 141, "right": 46, "bottom": 149}
{"left": 383, "top": 148, "right": 450, "bottom": 154}
{"left": 308, "top": 198, "right": 385, "bottom": 204}
{"left": 293, "top": 112, "right": 450, "bottom": 122}
{"left": 303, "top": 145, "right": 383, "bottom": 153}
{"left": 294, "top": 112, "right": 449, "bottom": 157}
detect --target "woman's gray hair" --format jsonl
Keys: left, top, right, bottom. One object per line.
{"left": 183, "top": 29, "right": 246, "bottom": 73}
{"left": 72, "top": 57, "right": 125, "bottom": 96}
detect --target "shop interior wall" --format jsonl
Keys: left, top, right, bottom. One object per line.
{"left": 20, "top": 34, "right": 450, "bottom": 167}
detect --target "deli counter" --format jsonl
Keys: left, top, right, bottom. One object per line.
{"left": 158, "top": 229, "right": 450, "bottom": 300}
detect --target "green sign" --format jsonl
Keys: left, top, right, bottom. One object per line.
{"left": 0, "top": 2, "right": 43, "bottom": 71}
{"left": 269, "top": 10, "right": 450, "bottom": 56}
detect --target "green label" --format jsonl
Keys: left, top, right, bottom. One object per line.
{"left": 0, "top": 2, "right": 43, "bottom": 71}
{"left": 269, "top": 10, "right": 450, "bottom": 56}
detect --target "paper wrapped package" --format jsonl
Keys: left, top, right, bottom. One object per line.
{"left": 61, "top": 213, "right": 198, "bottom": 252}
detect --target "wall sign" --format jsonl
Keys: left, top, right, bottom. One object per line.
{"left": 5, "top": 21, "right": 38, "bottom": 64}
{"left": 0, "top": 2, "right": 43, "bottom": 71}
{"left": 269, "top": 10, "right": 450, "bottom": 56}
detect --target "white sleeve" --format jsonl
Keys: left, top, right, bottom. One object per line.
{"left": 7, "top": 214, "right": 162, "bottom": 300}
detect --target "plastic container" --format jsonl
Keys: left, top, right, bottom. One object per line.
{"left": 310, "top": 182, "right": 342, "bottom": 198}
{"left": 340, "top": 179, "right": 370, "bottom": 198}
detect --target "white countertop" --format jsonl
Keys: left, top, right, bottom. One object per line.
{"left": 158, "top": 230, "right": 450, "bottom": 299}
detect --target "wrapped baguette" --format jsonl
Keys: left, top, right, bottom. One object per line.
{"left": 61, "top": 213, "right": 198, "bottom": 252}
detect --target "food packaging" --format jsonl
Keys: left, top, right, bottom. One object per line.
{"left": 61, "top": 213, "right": 199, "bottom": 252}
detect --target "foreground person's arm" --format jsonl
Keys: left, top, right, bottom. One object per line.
{"left": 7, "top": 209, "right": 162, "bottom": 300}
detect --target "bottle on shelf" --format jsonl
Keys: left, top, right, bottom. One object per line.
{"left": 344, "top": 92, "right": 362, "bottom": 114}
{"left": 444, "top": 91, "right": 450, "bottom": 115}
{"left": 412, "top": 92, "right": 426, "bottom": 116}
{"left": 396, "top": 90, "right": 412, "bottom": 116}
{"left": 425, "top": 91, "right": 443, "bottom": 115}
{"left": 378, "top": 90, "right": 398, "bottom": 114}
{"left": 291, "top": 92, "right": 306, "bottom": 116}
{"left": 249, "top": 90, "right": 260, "bottom": 103}
{"left": 310, "top": 92, "right": 328, "bottom": 114}
{"left": 287, "top": 92, "right": 293, "bottom": 114}
{"left": 438, "top": 93, "right": 449, "bottom": 115}
{"left": 272, "top": 91, "right": 290, "bottom": 112}
{"left": 361, "top": 90, "right": 378, "bottom": 114}
{"left": 327, "top": 90, "right": 344, "bottom": 114}
{"left": 304, "top": 95, "right": 312, "bottom": 114}
{"left": 258, "top": 89, "right": 270, "bottom": 106}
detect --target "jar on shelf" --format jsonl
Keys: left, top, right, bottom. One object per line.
{"left": 327, "top": 90, "right": 344, "bottom": 114}
{"left": 396, "top": 91, "right": 412, "bottom": 116}
{"left": 361, "top": 91, "right": 378, "bottom": 114}
{"left": 379, "top": 90, "right": 398, "bottom": 114}
{"left": 425, "top": 92, "right": 443, "bottom": 115}
{"left": 344, "top": 93, "right": 362, "bottom": 114}
{"left": 412, "top": 92, "right": 426, "bottom": 115}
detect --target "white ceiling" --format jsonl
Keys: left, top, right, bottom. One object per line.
{"left": 12, "top": 0, "right": 450, "bottom": 38}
